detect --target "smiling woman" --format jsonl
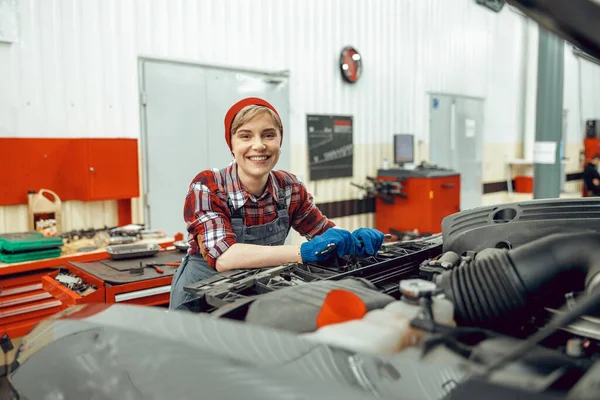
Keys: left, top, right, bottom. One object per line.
{"left": 230, "top": 108, "right": 282, "bottom": 196}
{"left": 168, "top": 97, "right": 385, "bottom": 312}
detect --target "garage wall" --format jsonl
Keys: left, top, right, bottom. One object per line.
{"left": 1, "top": 0, "right": 600, "bottom": 235}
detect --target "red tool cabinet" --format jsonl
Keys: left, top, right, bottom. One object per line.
{"left": 375, "top": 168, "right": 461, "bottom": 235}
{"left": 0, "top": 240, "right": 176, "bottom": 339}
{"left": 0, "top": 269, "right": 66, "bottom": 338}
{"left": 105, "top": 276, "right": 174, "bottom": 306}
{"left": 42, "top": 266, "right": 106, "bottom": 307}
{"left": 0, "top": 138, "right": 139, "bottom": 205}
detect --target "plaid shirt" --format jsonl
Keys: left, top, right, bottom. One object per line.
{"left": 184, "top": 162, "right": 335, "bottom": 268}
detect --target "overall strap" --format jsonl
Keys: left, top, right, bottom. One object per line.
{"left": 271, "top": 173, "right": 288, "bottom": 212}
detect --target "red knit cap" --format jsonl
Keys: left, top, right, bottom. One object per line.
{"left": 224, "top": 97, "right": 283, "bottom": 151}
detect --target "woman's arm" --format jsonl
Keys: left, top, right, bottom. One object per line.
{"left": 290, "top": 181, "right": 335, "bottom": 236}
{"left": 215, "top": 243, "right": 302, "bottom": 272}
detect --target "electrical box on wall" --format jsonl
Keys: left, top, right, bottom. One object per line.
{"left": 0, "top": 0, "right": 19, "bottom": 43}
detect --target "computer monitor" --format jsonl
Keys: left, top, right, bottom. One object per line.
{"left": 394, "top": 134, "right": 414, "bottom": 166}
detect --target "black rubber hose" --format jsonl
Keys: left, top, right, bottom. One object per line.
{"left": 440, "top": 250, "right": 528, "bottom": 330}
{"left": 507, "top": 233, "right": 600, "bottom": 296}
{"left": 438, "top": 233, "right": 600, "bottom": 331}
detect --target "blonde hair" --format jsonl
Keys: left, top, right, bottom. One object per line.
{"left": 230, "top": 105, "right": 282, "bottom": 136}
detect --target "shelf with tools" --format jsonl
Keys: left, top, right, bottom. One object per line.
{"left": 42, "top": 266, "right": 106, "bottom": 307}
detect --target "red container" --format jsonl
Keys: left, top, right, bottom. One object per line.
{"left": 514, "top": 176, "right": 533, "bottom": 193}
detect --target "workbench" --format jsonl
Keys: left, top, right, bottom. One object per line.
{"left": 0, "top": 237, "right": 180, "bottom": 339}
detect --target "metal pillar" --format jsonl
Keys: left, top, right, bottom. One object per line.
{"left": 533, "top": 28, "right": 564, "bottom": 199}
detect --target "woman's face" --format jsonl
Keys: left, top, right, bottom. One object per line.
{"left": 230, "top": 111, "right": 281, "bottom": 184}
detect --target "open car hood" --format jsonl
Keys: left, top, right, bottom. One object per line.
{"left": 507, "top": 0, "right": 600, "bottom": 60}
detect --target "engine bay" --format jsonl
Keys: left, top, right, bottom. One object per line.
{"left": 183, "top": 197, "right": 600, "bottom": 398}
{"left": 8, "top": 197, "right": 600, "bottom": 400}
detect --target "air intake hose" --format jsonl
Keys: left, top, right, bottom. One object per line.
{"left": 438, "top": 233, "right": 600, "bottom": 331}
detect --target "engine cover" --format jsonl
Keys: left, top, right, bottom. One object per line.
{"left": 245, "top": 278, "right": 394, "bottom": 333}
{"left": 442, "top": 197, "right": 600, "bottom": 255}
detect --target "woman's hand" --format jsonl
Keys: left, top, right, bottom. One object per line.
{"left": 300, "top": 228, "right": 359, "bottom": 262}
{"left": 352, "top": 228, "right": 385, "bottom": 256}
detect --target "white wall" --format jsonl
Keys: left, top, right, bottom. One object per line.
{"left": 0, "top": 1, "right": 504, "bottom": 143}
{"left": 2, "top": 0, "right": 600, "bottom": 234}
{"left": 565, "top": 49, "right": 600, "bottom": 143}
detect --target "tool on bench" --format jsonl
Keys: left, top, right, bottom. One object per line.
{"left": 145, "top": 262, "right": 180, "bottom": 274}
{"left": 145, "top": 263, "right": 164, "bottom": 274}
{"left": 129, "top": 263, "right": 144, "bottom": 275}
{"left": 129, "top": 261, "right": 179, "bottom": 275}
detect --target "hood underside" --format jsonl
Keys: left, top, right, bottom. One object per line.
{"left": 507, "top": 0, "right": 600, "bottom": 61}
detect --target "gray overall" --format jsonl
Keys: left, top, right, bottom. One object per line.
{"left": 169, "top": 183, "right": 290, "bottom": 312}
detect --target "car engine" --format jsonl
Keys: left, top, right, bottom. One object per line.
{"left": 8, "top": 197, "right": 600, "bottom": 400}
{"left": 183, "top": 197, "right": 600, "bottom": 399}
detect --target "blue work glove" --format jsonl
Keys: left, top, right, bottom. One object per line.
{"left": 352, "top": 228, "right": 385, "bottom": 256}
{"left": 300, "top": 228, "right": 358, "bottom": 263}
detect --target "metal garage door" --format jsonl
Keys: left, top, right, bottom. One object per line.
{"left": 139, "top": 59, "right": 290, "bottom": 236}
{"left": 429, "top": 94, "right": 484, "bottom": 211}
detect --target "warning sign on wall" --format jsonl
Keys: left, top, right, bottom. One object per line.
{"left": 306, "top": 115, "right": 354, "bottom": 181}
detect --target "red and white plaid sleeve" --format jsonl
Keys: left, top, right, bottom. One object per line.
{"left": 183, "top": 171, "right": 237, "bottom": 268}
{"left": 275, "top": 171, "right": 335, "bottom": 237}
